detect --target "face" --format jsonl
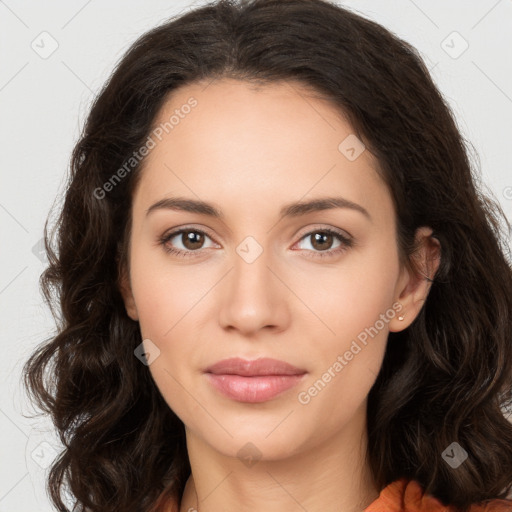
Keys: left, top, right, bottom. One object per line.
{"left": 120, "top": 78, "right": 421, "bottom": 461}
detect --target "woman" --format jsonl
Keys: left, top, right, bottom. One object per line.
{"left": 23, "top": 0, "right": 512, "bottom": 511}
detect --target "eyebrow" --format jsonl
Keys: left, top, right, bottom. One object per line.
{"left": 145, "top": 196, "right": 371, "bottom": 221}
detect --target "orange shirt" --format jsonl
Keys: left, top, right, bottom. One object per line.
{"left": 364, "top": 478, "right": 512, "bottom": 512}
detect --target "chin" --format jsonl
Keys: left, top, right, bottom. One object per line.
{"left": 194, "top": 419, "right": 311, "bottom": 461}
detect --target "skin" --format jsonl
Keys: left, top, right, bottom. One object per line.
{"left": 119, "top": 78, "right": 440, "bottom": 512}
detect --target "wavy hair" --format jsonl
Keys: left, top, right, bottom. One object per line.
{"left": 22, "top": 0, "right": 512, "bottom": 510}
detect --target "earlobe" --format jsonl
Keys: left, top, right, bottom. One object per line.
{"left": 389, "top": 226, "right": 441, "bottom": 332}
{"left": 118, "top": 265, "right": 139, "bottom": 321}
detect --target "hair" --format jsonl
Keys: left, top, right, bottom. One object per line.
{"left": 22, "top": 0, "right": 512, "bottom": 511}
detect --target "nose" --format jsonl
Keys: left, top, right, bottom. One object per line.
{"left": 217, "top": 242, "right": 290, "bottom": 336}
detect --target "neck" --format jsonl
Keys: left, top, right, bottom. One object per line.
{"left": 177, "top": 405, "right": 379, "bottom": 512}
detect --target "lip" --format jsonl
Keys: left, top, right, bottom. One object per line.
{"left": 205, "top": 357, "right": 306, "bottom": 376}
{"left": 204, "top": 357, "right": 307, "bottom": 403}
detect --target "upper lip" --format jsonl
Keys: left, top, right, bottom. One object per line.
{"left": 205, "top": 357, "right": 307, "bottom": 376}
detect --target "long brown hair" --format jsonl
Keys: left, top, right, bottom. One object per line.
{"left": 22, "top": 0, "right": 512, "bottom": 511}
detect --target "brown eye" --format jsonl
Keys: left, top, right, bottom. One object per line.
{"left": 294, "top": 228, "right": 353, "bottom": 259}
{"left": 310, "top": 232, "right": 335, "bottom": 251}
{"left": 180, "top": 230, "right": 205, "bottom": 250}
{"left": 159, "top": 227, "right": 217, "bottom": 257}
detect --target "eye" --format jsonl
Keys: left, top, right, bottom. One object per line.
{"left": 159, "top": 226, "right": 354, "bottom": 259}
{"left": 293, "top": 228, "right": 353, "bottom": 259}
{"left": 159, "top": 228, "right": 217, "bottom": 258}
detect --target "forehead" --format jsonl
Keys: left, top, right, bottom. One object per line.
{"left": 133, "top": 78, "right": 393, "bottom": 223}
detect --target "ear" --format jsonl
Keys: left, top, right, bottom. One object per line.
{"left": 389, "top": 226, "right": 441, "bottom": 332}
{"left": 118, "top": 263, "right": 139, "bottom": 321}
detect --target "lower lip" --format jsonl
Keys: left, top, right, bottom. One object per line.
{"left": 205, "top": 373, "right": 306, "bottom": 403}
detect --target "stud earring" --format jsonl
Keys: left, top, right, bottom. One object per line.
{"left": 398, "top": 314, "right": 405, "bottom": 321}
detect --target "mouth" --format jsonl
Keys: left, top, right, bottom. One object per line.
{"left": 204, "top": 357, "right": 307, "bottom": 403}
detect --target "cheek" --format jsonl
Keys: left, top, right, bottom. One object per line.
{"left": 128, "top": 250, "right": 212, "bottom": 405}
{"left": 130, "top": 249, "right": 211, "bottom": 338}
{"left": 295, "top": 241, "right": 399, "bottom": 405}
{"left": 294, "top": 270, "right": 396, "bottom": 432}
{"left": 305, "top": 245, "right": 400, "bottom": 346}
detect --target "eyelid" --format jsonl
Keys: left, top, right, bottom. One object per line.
{"left": 293, "top": 223, "right": 353, "bottom": 242}
{"left": 160, "top": 224, "right": 219, "bottom": 243}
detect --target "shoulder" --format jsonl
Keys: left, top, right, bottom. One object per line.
{"left": 365, "top": 479, "right": 512, "bottom": 512}
{"left": 469, "top": 498, "right": 512, "bottom": 512}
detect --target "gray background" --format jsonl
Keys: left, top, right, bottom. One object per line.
{"left": 1, "top": 0, "right": 511, "bottom": 510}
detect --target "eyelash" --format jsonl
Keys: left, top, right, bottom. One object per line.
{"left": 158, "top": 226, "right": 354, "bottom": 260}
